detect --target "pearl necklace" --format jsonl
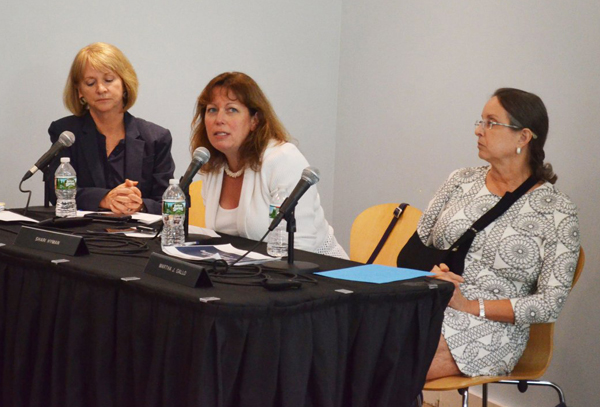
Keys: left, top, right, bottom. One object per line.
{"left": 224, "top": 164, "right": 244, "bottom": 178}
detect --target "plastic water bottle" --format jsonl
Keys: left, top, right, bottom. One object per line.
{"left": 267, "top": 188, "right": 288, "bottom": 257}
{"left": 55, "top": 157, "right": 77, "bottom": 217}
{"left": 161, "top": 179, "right": 186, "bottom": 249}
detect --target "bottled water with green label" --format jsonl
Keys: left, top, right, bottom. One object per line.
{"left": 161, "top": 179, "right": 186, "bottom": 249}
{"left": 267, "top": 188, "right": 288, "bottom": 257}
{"left": 55, "top": 157, "right": 77, "bottom": 218}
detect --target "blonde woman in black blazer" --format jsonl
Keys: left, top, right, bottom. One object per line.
{"left": 45, "top": 42, "right": 174, "bottom": 215}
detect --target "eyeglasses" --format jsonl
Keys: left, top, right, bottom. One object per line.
{"left": 474, "top": 119, "right": 538, "bottom": 139}
{"left": 474, "top": 119, "right": 520, "bottom": 131}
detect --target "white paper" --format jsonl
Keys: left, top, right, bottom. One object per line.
{"left": 188, "top": 225, "right": 220, "bottom": 238}
{"left": 162, "top": 243, "right": 275, "bottom": 265}
{"left": 131, "top": 212, "right": 162, "bottom": 224}
{"left": 0, "top": 211, "right": 39, "bottom": 223}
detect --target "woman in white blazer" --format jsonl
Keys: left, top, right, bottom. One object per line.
{"left": 190, "top": 72, "right": 347, "bottom": 259}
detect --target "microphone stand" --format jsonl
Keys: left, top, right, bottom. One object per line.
{"left": 183, "top": 184, "right": 191, "bottom": 240}
{"left": 264, "top": 207, "right": 319, "bottom": 274}
{"left": 42, "top": 167, "right": 51, "bottom": 208}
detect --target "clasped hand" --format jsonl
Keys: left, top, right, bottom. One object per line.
{"left": 430, "top": 263, "right": 470, "bottom": 312}
{"left": 100, "top": 179, "right": 144, "bottom": 214}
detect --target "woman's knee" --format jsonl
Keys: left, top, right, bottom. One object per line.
{"left": 426, "top": 335, "right": 461, "bottom": 381}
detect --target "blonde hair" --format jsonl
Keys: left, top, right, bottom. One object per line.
{"left": 63, "top": 42, "right": 138, "bottom": 116}
{"left": 190, "top": 72, "right": 290, "bottom": 173}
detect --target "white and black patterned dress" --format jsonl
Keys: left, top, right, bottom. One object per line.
{"left": 418, "top": 166, "right": 580, "bottom": 377}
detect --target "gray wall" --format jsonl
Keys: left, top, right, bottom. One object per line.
{"left": 1, "top": 0, "right": 598, "bottom": 405}
{"left": 334, "top": 1, "right": 599, "bottom": 406}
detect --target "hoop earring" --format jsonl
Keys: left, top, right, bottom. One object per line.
{"left": 79, "top": 97, "right": 87, "bottom": 106}
{"left": 516, "top": 147, "right": 522, "bottom": 155}
{"left": 122, "top": 90, "right": 128, "bottom": 105}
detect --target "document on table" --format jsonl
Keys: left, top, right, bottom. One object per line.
{"left": 0, "top": 211, "right": 39, "bottom": 223}
{"left": 316, "top": 264, "right": 434, "bottom": 284}
{"left": 162, "top": 243, "right": 274, "bottom": 265}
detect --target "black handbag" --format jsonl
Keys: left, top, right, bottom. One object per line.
{"left": 397, "top": 175, "right": 538, "bottom": 275}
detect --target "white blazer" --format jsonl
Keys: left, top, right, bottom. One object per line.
{"left": 201, "top": 141, "right": 337, "bottom": 254}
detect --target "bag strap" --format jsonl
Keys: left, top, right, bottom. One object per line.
{"left": 367, "top": 203, "right": 409, "bottom": 264}
{"left": 449, "top": 175, "right": 538, "bottom": 251}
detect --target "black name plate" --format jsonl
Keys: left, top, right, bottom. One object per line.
{"left": 144, "top": 252, "right": 213, "bottom": 288}
{"left": 15, "top": 226, "right": 89, "bottom": 256}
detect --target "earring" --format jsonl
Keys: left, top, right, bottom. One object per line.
{"left": 516, "top": 147, "right": 522, "bottom": 155}
{"left": 79, "top": 97, "right": 87, "bottom": 105}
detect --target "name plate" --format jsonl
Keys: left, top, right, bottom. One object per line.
{"left": 15, "top": 226, "right": 89, "bottom": 256}
{"left": 144, "top": 252, "right": 213, "bottom": 288}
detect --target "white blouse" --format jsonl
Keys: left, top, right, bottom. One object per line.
{"left": 214, "top": 205, "right": 239, "bottom": 236}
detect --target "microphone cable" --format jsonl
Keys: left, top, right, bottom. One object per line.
{"left": 79, "top": 231, "right": 149, "bottom": 256}
{"left": 18, "top": 179, "right": 32, "bottom": 217}
{"left": 229, "top": 229, "right": 270, "bottom": 267}
{"left": 190, "top": 259, "right": 317, "bottom": 288}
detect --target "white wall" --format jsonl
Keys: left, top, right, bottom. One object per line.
{"left": 0, "top": 0, "right": 342, "bottom": 219}
{"left": 334, "top": 1, "right": 599, "bottom": 405}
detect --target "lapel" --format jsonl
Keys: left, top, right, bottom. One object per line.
{"left": 123, "top": 112, "right": 145, "bottom": 182}
{"left": 81, "top": 113, "right": 106, "bottom": 188}
{"left": 205, "top": 170, "right": 223, "bottom": 230}
{"left": 237, "top": 170, "right": 252, "bottom": 237}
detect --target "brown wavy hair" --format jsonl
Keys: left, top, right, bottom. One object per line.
{"left": 63, "top": 42, "right": 138, "bottom": 116}
{"left": 190, "top": 72, "right": 290, "bottom": 173}
{"left": 493, "top": 88, "right": 557, "bottom": 184}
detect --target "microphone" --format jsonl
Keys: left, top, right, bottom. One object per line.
{"left": 22, "top": 131, "right": 75, "bottom": 181}
{"left": 179, "top": 147, "right": 210, "bottom": 191}
{"left": 268, "top": 166, "right": 320, "bottom": 231}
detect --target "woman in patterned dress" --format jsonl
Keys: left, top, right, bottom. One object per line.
{"left": 425, "top": 88, "right": 580, "bottom": 379}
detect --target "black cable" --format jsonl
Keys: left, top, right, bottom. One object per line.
{"left": 230, "top": 229, "right": 270, "bottom": 267}
{"left": 190, "top": 258, "right": 318, "bottom": 288}
{"left": 77, "top": 231, "right": 149, "bottom": 256}
{"left": 0, "top": 226, "right": 19, "bottom": 235}
{"left": 18, "top": 180, "right": 32, "bottom": 216}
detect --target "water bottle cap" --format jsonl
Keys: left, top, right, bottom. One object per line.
{"left": 60, "top": 157, "right": 70, "bottom": 163}
{"left": 169, "top": 179, "right": 179, "bottom": 185}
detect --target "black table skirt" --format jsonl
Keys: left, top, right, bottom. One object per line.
{"left": 0, "top": 209, "right": 452, "bottom": 407}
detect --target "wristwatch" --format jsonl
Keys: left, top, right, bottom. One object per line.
{"left": 478, "top": 298, "right": 486, "bottom": 318}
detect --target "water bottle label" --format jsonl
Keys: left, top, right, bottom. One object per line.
{"left": 269, "top": 204, "right": 280, "bottom": 220}
{"left": 163, "top": 200, "right": 186, "bottom": 215}
{"left": 55, "top": 177, "right": 77, "bottom": 190}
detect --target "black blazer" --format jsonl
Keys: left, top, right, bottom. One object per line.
{"left": 44, "top": 112, "right": 175, "bottom": 214}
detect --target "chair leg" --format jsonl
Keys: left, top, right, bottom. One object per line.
{"left": 458, "top": 388, "right": 469, "bottom": 407}
{"left": 482, "top": 383, "right": 488, "bottom": 407}
{"left": 416, "top": 392, "right": 423, "bottom": 407}
{"left": 495, "top": 379, "right": 566, "bottom": 405}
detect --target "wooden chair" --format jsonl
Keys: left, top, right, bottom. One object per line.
{"left": 423, "top": 247, "right": 586, "bottom": 407}
{"left": 188, "top": 180, "right": 206, "bottom": 228}
{"left": 350, "top": 203, "right": 422, "bottom": 266}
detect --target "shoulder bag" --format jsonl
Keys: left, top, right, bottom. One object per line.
{"left": 397, "top": 175, "right": 538, "bottom": 275}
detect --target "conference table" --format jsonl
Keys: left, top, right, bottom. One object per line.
{"left": 0, "top": 207, "right": 452, "bottom": 407}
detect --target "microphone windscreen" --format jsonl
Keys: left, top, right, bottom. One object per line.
{"left": 301, "top": 166, "right": 320, "bottom": 185}
{"left": 58, "top": 131, "right": 76, "bottom": 147}
{"left": 193, "top": 147, "right": 210, "bottom": 164}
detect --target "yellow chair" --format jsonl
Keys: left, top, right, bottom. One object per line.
{"left": 423, "top": 247, "right": 586, "bottom": 407}
{"left": 350, "top": 203, "right": 422, "bottom": 266}
{"left": 188, "top": 180, "right": 206, "bottom": 228}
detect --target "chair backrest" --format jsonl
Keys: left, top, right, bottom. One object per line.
{"left": 510, "top": 247, "right": 585, "bottom": 379}
{"left": 188, "top": 180, "right": 206, "bottom": 228}
{"left": 350, "top": 203, "right": 422, "bottom": 266}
